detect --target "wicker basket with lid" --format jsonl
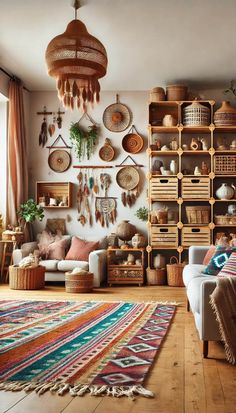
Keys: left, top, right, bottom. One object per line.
{"left": 65, "top": 270, "right": 93, "bottom": 293}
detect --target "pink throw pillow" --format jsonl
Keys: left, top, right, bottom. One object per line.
{"left": 203, "top": 245, "right": 216, "bottom": 266}
{"left": 47, "top": 238, "right": 68, "bottom": 260}
{"left": 65, "top": 237, "right": 99, "bottom": 261}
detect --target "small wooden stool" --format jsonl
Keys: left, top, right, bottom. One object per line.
{"left": 65, "top": 271, "right": 93, "bottom": 293}
{"left": 9, "top": 265, "right": 45, "bottom": 290}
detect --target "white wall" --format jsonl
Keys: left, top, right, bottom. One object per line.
{"left": 29, "top": 91, "right": 149, "bottom": 239}
{"left": 28, "top": 87, "right": 236, "bottom": 240}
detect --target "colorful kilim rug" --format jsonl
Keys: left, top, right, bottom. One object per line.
{"left": 0, "top": 300, "right": 176, "bottom": 398}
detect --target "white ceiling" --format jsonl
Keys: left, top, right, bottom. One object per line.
{"left": 1, "top": 0, "right": 236, "bottom": 91}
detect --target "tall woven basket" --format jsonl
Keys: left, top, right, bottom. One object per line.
{"left": 146, "top": 268, "right": 167, "bottom": 285}
{"left": 65, "top": 271, "right": 93, "bottom": 293}
{"left": 166, "top": 256, "right": 185, "bottom": 287}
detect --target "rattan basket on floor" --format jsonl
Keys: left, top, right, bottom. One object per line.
{"left": 166, "top": 257, "right": 185, "bottom": 287}
{"left": 65, "top": 271, "right": 93, "bottom": 293}
{"left": 9, "top": 265, "right": 45, "bottom": 290}
{"left": 146, "top": 268, "right": 167, "bottom": 285}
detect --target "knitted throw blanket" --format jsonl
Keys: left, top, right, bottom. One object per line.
{"left": 210, "top": 277, "right": 236, "bottom": 364}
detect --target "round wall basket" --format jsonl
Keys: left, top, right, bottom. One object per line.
{"left": 116, "top": 166, "right": 140, "bottom": 190}
{"left": 122, "top": 125, "right": 144, "bottom": 154}
{"left": 99, "top": 138, "right": 115, "bottom": 162}
{"left": 48, "top": 150, "right": 71, "bottom": 172}
{"left": 103, "top": 94, "right": 132, "bottom": 132}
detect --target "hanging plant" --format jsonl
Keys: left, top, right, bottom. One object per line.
{"left": 69, "top": 122, "right": 98, "bottom": 161}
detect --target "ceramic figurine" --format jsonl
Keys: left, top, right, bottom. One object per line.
{"left": 190, "top": 138, "right": 202, "bottom": 151}
{"left": 170, "top": 159, "right": 177, "bottom": 175}
{"left": 200, "top": 138, "right": 209, "bottom": 150}
{"left": 201, "top": 161, "right": 209, "bottom": 175}
{"left": 194, "top": 166, "right": 201, "bottom": 175}
{"left": 161, "top": 144, "right": 170, "bottom": 151}
{"left": 170, "top": 138, "right": 178, "bottom": 151}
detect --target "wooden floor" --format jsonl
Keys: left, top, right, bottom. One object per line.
{"left": 0, "top": 284, "right": 235, "bottom": 413}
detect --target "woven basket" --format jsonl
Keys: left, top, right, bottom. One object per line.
{"left": 9, "top": 265, "right": 45, "bottom": 290}
{"left": 146, "top": 268, "right": 167, "bottom": 285}
{"left": 166, "top": 84, "right": 188, "bottom": 101}
{"left": 186, "top": 206, "right": 210, "bottom": 224}
{"left": 166, "top": 256, "right": 185, "bottom": 287}
{"left": 65, "top": 271, "right": 93, "bottom": 293}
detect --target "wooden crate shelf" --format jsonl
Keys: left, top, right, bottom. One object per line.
{"left": 147, "top": 99, "right": 236, "bottom": 269}
{"left": 36, "top": 182, "right": 73, "bottom": 208}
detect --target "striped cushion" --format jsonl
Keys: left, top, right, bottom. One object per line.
{"left": 218, "top": 252, "right": 236, "bottom": 277}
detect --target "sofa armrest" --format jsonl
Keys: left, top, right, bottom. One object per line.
{"left": 199, "top": 279, "right": 221, "bottom": 341}
{"left": 12, "top": 249, "right": 23, "bottom": 265}
{"left": 89, "top": 249, "right": 107, "bottom": 288}
{"left": 189, "top": 246, "right": 210, "bottom": 265}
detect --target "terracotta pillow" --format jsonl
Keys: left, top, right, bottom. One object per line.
{"left": 203, "top": 245, "right": 216, "bottom": 265}
{"left": 47, "top": 238, "right": 68, "bottom": 260}
{"left": 65, "top": 237, "right": 99, "bottom": 261}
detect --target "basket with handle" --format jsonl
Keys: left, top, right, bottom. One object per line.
{"left": 166, "top": 256, "right": 185, "bottom": 287}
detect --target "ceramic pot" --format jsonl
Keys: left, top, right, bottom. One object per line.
{"left": 162, "top": 114, "right": 177, "bottom": 127}
{"left": 228, "top": 204, "right": 236, "bottom": 215}
{"left": 116, "top": 220, "right": 136, "bottom": 242}
{"left": 183, "top": 101, "right": 210, "bottom": 126}
{"left": 214, "top": 101, "right": 236, "bottom": 126}
{"left": 216, "top": 183, "right": 234, "bottom": 200}
{"left": 153, "top": 254, "right": 166, "bottom": 269}
{"left": 131, "top": 233, "right": 146, "bottom": 248}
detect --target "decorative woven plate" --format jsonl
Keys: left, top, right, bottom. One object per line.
{"left": 116, "top": 166, "right": 140, "bottom": 190}
{"left": 48, "top": 150, "right": 71, "bottom": 172}
{"left": 103, "top": 95, "right": 132, "bottom": 132}
{"left": 122, "top": 133, "right": 144, "bottom": 154}
{"left": 99, "top": 138, "right": 115, "bottom": 161}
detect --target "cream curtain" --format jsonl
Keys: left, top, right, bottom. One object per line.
{"left": 7, "top": 79, "right": 28, "bottom": 226}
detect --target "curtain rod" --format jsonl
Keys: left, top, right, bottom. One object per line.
{"left": 0, "top": 67, "right": 30, "bottom": 92}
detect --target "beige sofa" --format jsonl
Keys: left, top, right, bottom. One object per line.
{"left": 12, "top": 235, "right": 107, "bottom": 288}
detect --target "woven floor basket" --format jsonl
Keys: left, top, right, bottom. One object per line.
{"left": 9, "top": 265, "right": 45, "bottom": 290}
{"left": 65, "top": 271, "right": 93, "bottom": 293}
{"left": 166, "top": 257, "right": 185, "bottom": 287}
{"left": 146, "top": 268, "right": 167, "bottom": 285}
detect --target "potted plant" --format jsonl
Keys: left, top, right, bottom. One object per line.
{"left": 69, "top": 122, "right": 98, "bottom": 161}
{"left": 18, "top": 199, "right": 44, "bottom": 240}
{"left": 135, "top": 207, "right": 148, "bottom": 222}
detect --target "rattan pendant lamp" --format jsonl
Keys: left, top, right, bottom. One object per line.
{"left": 45, "top": 0, "right": 108, "bottom": 111}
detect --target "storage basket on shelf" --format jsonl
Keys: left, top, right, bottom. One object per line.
{"left": 166, "top": 84, "right": 188, "bottom": 101}
{"left": 150, "top": 177, "right": 178, "bottom": 200}
{"left": 166, "top": 256, "right": 185, "bottom": 287}
{"left": 215, "top": 215, "right": 236, "bottom": 225}
{"left": 150, "top": 87, "right": 166, "bottom": 102}
{"left": 182, "top": 177, "right": 210, "bottom": 199}
{"left": 214, "top": 155, "right": 236, "bottom": 175}
{"left": 182, "top": 226, "right": 211, "bottom": 246}
{"left": 151, "top": 226, "right": 178, "bottom": 247}
{"left": 186, "top": 205, "right": 210, "bottom": 224}
{"left": 146, "top": 268, "right": 167, "bottom": 285}
{"left": 65, "top": 271, "right": 93, "bottom": 293}
{"left": 183, "top": 101, "right": 210, "bottom": 126}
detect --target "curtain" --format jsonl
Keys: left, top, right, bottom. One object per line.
{"left": 7, "top": 79, "right": 28, "bottom": 226}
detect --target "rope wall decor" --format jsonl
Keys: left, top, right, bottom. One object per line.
{"left": 45, "top": 0, "right": 108, "bottom": 112}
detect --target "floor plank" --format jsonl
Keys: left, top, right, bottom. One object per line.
{"left": 0, "top": 284, "right": 235, "bottom": 413}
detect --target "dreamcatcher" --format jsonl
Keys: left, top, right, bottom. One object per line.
{"left": 95, "top": 197, "right": 117, "bottom": 228}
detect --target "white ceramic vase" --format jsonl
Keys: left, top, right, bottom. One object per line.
{"left": 216, "top": 183, "right": 234, "bottom": 200}
{"left": 153, "top": 254, "right": 166, "bottom": 269}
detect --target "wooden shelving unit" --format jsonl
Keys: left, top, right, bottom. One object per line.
{"left": 147, "top": 100, "right": 236, "bottom": 267}
{"left": 36, "top": 182, "right": 73, "bottom": 208}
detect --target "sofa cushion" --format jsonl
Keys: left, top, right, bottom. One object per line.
{"left": 187, "top": 276, "right": 214, "bottom": 313}
{"left": 40, "top": 260, "right": 59, "bottom": 271}
{"left": 203, "top": 246, "right": 236, "bottom": 275}
{"left": 202, "top": 245, "right": 216, "bottom": 265}
{"left": 65, "top": 237, "right": 99, "bottom": 261}
{"left": 57, "top": 260, "right": 89, "bottom": 272}
{"left": 183, "top": 264, "right": 206, "bottom": 287}
{"left": 217, "top": 251, "right": 236, "bottom": 277}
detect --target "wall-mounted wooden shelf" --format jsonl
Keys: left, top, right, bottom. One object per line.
{"left": 36, "top": 181, "right": 73, "bottom": 208}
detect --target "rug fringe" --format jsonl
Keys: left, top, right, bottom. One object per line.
{"left": 0, "top": 381, "right": 154, "bottom": 399}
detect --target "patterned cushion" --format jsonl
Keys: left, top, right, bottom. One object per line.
{"left": 203, "top": 245, "right": 216, "bottom": 265}
{"left": 217, "top": 252, "right": 236, "bottom": 277}
{"left": 203, "top": 246, "right": 236, "bottom": 275}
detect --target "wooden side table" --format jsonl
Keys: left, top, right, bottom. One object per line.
{"left": 107, "top": 248, "right": 145, "bottom": 287}
{"left": 9, "top": 265, "right": 45, "bottom": 290}
{"left": 0, "top": 241, "right": 17, "bottom": 282}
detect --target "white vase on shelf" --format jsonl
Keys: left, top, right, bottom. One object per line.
{"left": 215, "top": 183, "right": 234, "bottom": 200}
